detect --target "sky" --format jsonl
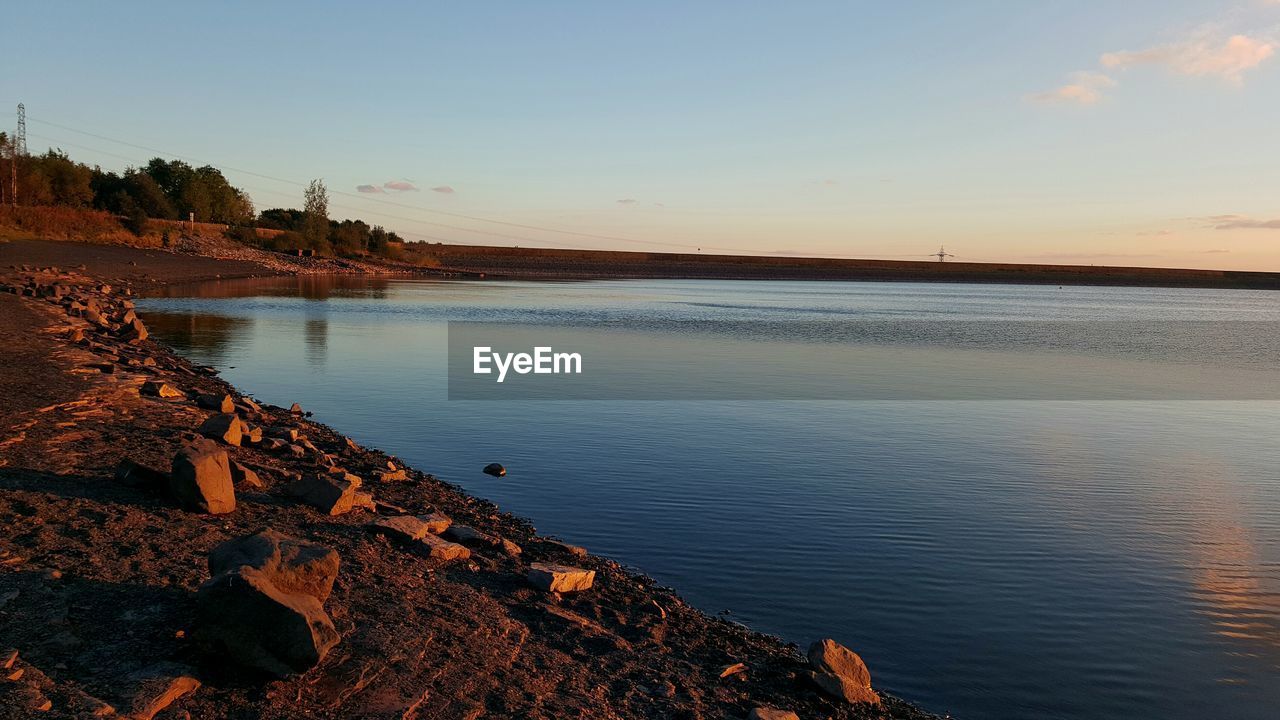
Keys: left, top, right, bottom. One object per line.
{"left": 3, "top": 1, "right": 1280, "bottom": 270}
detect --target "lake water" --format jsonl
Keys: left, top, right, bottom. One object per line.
{"left": 140, "top": 277, "right": 1280, "bottom": 720}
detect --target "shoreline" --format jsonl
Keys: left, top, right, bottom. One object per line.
{"left": 0, "top": 239, "right": 939, "bottom": 718}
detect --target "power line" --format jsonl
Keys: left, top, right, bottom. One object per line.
{"left": 22, "top": 114, "right": 958, "bottom": 261}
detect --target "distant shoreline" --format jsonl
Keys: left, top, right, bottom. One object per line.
{"left": 417, "top": 243, "right": 1280, "bottom": 290}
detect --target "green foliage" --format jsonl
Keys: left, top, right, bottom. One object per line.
{"left": 257, "top": 208, "right": 305, "bottom": 232}
{"left": 302, "top": 179, "right": 330, "bottom": 253}
{"left": 119, "top": 194, "right": 149, "bottom": 236}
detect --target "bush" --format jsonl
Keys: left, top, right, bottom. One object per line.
{"left": 123, "top": 203, "right": 149, "bottom": 236}
{"left": 224, "top": 225, "right": 259, "bottom": 244}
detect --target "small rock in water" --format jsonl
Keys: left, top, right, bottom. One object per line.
{"left": 482, "top": 463, "right": 506, "bottom": 477}
{"left": 527, "top": 563, "right": 595, "bottom": 593}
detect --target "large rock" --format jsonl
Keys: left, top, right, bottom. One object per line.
{"left": 482, "top": 463, "right": 506, "bottom": 477}
{"left": 806, "top": 638, "right": 880, "bottom": 705}
{"left": 198, "top": 413, "right": 244, "bottom": 447}
{"left": 527, "top": 563, "right": 595, "bottom": 593}
{"left": 208, "top": 529, "right": 340, "bottom": 602}
{"left": 288, "top": 474, "right": 360, "bottom": 516}
{"left": 170, "top": 440, "right": 236, "bottom": 514}
{"left": 197, "top": 531, "right": 341, "bottom": 677}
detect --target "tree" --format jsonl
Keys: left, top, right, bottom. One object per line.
{"left": 302, "top": 179, "right": 330, "bottom": 253}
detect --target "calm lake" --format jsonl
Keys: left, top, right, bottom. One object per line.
{"left": 140, "top": 277, "right": 1280, "bottom": 720}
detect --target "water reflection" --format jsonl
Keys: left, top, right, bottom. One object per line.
{"left": 152, "top": 274, "right": 403, "bottom": 300}
{"left": 304, "top": 316, "right": 328, "bottom": 367}
{"left": 142, "top": 311, "right": 253, "bottom": 365}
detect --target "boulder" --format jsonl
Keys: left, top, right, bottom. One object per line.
{"left": 413, "top": 534, "right": 471, "bottom": 562}
{"left": 289, "top": 403, "right": 303, "bottom": 415}
{"left": 230, "top": 461, "right": 263, "bottom": 489}
{"left": 198, "top": 413, "right": 244, "bottom": 446}
{"left": 196, "top": 566, "right": 339, "bottom": 677}
{"left": 170, "top": 440, "right": 236, "bottom": 514}
{"left": 482, "top": 463, "right": 506, "bottom": 477}
{"left": 288, "top": 474, "right": 360, "bottom": 516}
{"left": 243, "top": 424, "right": 263, "bottom": 444}
{"left": 376, "top": 468, "right": 408, "bottom": 482}
{"left": 141, "top": 380, "right": 182, "bottom": 398}
{"left": 806, "top": 639, "right": 880, "bottom": 705}
{"left": 208, "top": 529, "right": 340, "bottom": 602}
{"left": 747, "top": 709, "right": 800, "bottom": 720}
{"left": 527, "top": 563, "right": 595, "bottom": 593}
{"left": 197, "top": 393, "right": 235, "bottom": 413}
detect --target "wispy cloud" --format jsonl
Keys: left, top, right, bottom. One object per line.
{"left": 384, "top": 180, "right": 419, "bottom": 192}
{"left": 1030, "top": 71, "right": 1117, "bottom": 105}
{"left": 616, "top": 198, "right": 637, "bottom": 205}
{"left": 430, "top": 185, "right": 455, "bottom": 194}
{"left": 356, "top": 184, "right": 384, "bottom": 194}
{"left": 1207, "top": 214, "right": 1280, "bottom": 229}
{"left": 1101, "top": 33, "right": 1274, "bottom": 85}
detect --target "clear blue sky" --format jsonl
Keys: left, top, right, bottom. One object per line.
{"left": 3, "top": 1, "right": 1279, "bottom": 269}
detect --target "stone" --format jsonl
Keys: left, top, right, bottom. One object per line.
{"left": 748, "top": 708, "right": 800, "bottom": 720}
{"left": 352, "top": 492, "right": 376, "bottom": 511}
{"left": 121, "top": 662, "right": 200, "bottom": 720}
{"left": 196, "top": 393, "right": 235, "bottom": 413}
{"left": 141, "top": 380, "right": 182, "bottom": 398}
{"left": 527, "top": 563, "right": 595, "bottom": 593}
{"left": 125, "top": 318, "right": 149, "bottom": 342}
{"left": 413, "top": 534, "right": 471, "bottom": 562}
{"left": 548, "top": 539, "right": 587, "bottom": 558}
{"left": 198, "top": 413, "right": 244, "bottom": 447}
{"left": 230, "top": 461, "right": 263, "bottom": 489}
{"left": 806, "top": 638, "right": 880, "bottom": 705}
{"left": 68, "top": 328, "right": 84, "bottom": 343}
{"left": 288, "top": 474, "right": 360, "bottom": 515}
{"left": 443, "top": 525, "right": 522, "bottom": 556}
{"left": 114, "top": 458, "right": 169, "bottom": 489}
{"left": 196, "top": 565, "right": 339, "bottom": 678}
{"left": 289, "top": 402, "right": 303, "bottom": 415}
{"left": 418, "top": 512, "right": 451, "bottom": 534}
{"left": 243, "top": 424, "right": 263, "bottom": 444}
{"left": 207, "top": 529, "right": 340, "bottom": 602}
{"left": 286, "top": 444, "right": 306, "bottom": 458}
{"left": 263, "top": 438, "right": 287, "bottom": 451}
{"left": 170, "top": 440, "right": 236, "bottom": 514}
{"left": 269, "top": 427, "right": 300, "bottom": 441}
{"left": 482, "top": 463, "right": 506, "bottom": 477}
{"left": 369, "top": 515, "right": 433, "bottom": 542}
{"left": 376, "top": 468, "right": 408, "bottom": 482}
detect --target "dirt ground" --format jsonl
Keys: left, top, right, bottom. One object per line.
{"left": 0, "top": 240, "right": 939, "bottom": 720}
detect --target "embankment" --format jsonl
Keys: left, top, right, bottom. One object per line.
{"left": 0, "top": 239, "right": 937, "bottom": 719}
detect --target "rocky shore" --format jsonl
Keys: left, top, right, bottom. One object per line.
{"left": 0, "top": 240, "right": 939, "bottom": 719}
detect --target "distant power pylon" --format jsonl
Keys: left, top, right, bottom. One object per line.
{"left": 8, "top": 103, "right": 24, "bottom": 206}
{"left": 931, "top": 245, "right": 954, "bottom": 262}
{"left": 15, "top": 103, "right": 26, "bottom": 157}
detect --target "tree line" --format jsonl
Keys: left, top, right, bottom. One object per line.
{"left": 0, "top": 137, "right": 405, "bottom": 259}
